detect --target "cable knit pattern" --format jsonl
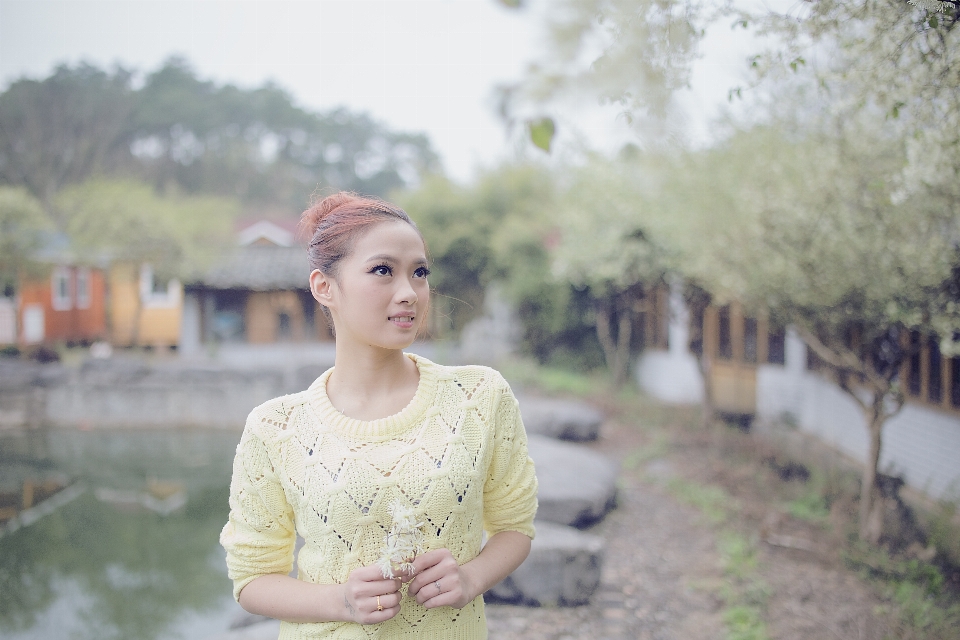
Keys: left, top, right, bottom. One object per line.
{"left": 220, "top": 354, "right": 538, "bottom": 639}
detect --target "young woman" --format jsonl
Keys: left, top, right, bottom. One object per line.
{"left": 220, "top": 192, "right": 538, "bottom": 639}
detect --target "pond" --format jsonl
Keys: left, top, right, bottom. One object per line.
{"left": 0, "top": 427, "right": 246, "bottom": 640}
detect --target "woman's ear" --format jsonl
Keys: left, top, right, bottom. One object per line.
{"left": 309, "top": 269, "right": 335, "bottom": 306}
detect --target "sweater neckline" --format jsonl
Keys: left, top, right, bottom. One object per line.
{"left": 307, "top": 353, "right": 441, "bottom": 438}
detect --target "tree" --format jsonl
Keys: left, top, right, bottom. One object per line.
{"left": 0, "top": 59, "right": 442, "bottom": 212}
{"left": 549, "top": 155, "right": 676, "bottom": 384}
{"left": 398, "top": 165, "right": 562, "bottom": 345}
{"left": 0, "top": 64, "right": 135, "bottom": 207}
{"left": 55, "top": 179, "right": 239, "bottom": 344}
{"left": 508, "top": 0, "right": 960, "bottom": 544}
{"left": 131, "top": 58, "right": 440, "bottom": 206}
{"left": 56, "top": 179, "right": 238, "bottom": 277}
{"left": 0, "top": 187, "right": 50, "bottom": 296}
{"left": 498, "top": 0, "right": 705, "bottom": 149}
{"left": 653, "top": 120, "right": 959, "bottom": 544}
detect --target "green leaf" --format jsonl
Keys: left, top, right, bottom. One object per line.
{"left": 528, "top": 117, "right": 556, "bottom": 153}
{"left": 496, "top": 0, "right": 523, "bottom": 7}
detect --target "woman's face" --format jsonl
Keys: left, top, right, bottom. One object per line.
{"left": 312, "top": 219, "right": 430, "bottom": 351}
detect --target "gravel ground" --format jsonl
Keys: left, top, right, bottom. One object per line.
{"left": 487, "top": 413, "right": 893, "bottom": 640}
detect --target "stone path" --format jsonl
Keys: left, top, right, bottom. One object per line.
{"left": 485, "top": 459, "right": 725, "bottom": 640}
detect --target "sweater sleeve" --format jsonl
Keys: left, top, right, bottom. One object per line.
{"left": 482, "top": 377, "right": 538, "bottom": 539}
{"left": 220, "top": 420, "right": 297, "bottom": 601}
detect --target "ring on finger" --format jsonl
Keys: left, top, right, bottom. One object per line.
{"left": 435, "top": 580, "right": 442, "bottom": 593}
{"left": 377, "top": 595, "right": 383, "bottom": 612}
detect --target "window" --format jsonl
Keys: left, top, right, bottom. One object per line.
{"left": 928, "top": 336, "right": 943, "bottom": 404}
{"left": 908, "top": 331, "right": 922, "bottom": 397}
{"left": 767, "top": 327, "right": 786, "bottom": 365}
{"left": 51, "top": 267, "right": 72, "bottom": 311}
{"left": 277, "top": 312, "right": 292, "bottom": 340}
{"left": 951, "top": 358, "right": 960, "bottom": 409}
{"left": 717, "top": 306, "right": 732, "bottom": 359}
{"left": 76, "top": 268, "right": 91, "bottom": 309}
{"left": 139, "top": 264, "right": 181, "bottom": 308}
{"left": 744, "top": 317, "right": 758, "bottom": 364}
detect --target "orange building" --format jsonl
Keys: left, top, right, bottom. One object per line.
{"left": 18, "top": 264, "right": 107, "bottom": 345}
{"left": 108, "top": 262, "right": 183, "bottom": 349}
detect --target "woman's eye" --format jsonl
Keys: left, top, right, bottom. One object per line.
{"left": 372, "top": 265, "right": 392, "bottom": 276}
{"left": 414, "top": 267, "right": 431, "bottom": 279}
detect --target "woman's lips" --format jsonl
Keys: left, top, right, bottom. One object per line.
{"left": 389, "top": 316, "right": 415, "bottom": 328}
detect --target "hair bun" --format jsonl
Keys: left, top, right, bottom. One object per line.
{"left": 298, "top": 191, "right": 363, "bottom": 242}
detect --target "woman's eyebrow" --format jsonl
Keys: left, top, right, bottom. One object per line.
{"left": 364, "top": 254, "right": 397, "bottom": 263}
{"left": 364, "top": 254, "right": 429, "bottom": 266}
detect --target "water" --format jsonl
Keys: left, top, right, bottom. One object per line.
{"left": 0, "top": 427, "right": 247, "bottom": 640}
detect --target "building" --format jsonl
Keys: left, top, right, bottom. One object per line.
{"left": 180, "top": 220, "right": 332, "bottom": 353}
{"left": 16, "top": 264, "right": 107, "bottom": 346}
{"left": 635, "top": 284, "right": 960, "bottom": 501}
{"left": 107, "top": 262, "right": 182, "bottom": 349}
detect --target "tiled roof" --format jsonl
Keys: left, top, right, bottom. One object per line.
{"left": 191, "top": 245, "right": 310, "bottom": 291}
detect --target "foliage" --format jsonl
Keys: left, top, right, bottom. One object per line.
{"left": 497, "top": 355, "right": 610, "bottom": 396}
{"left": 675, "top": 114, "right": 956, "bottom": 539}
{"left": 0, "top": 58, "right": 440, "bottom": 211}
{"left": 844, "top": 540, "right": 960, "bottom": 638}
{"left": 501, "top": 0, "right": 706, "bottom": 148}
{"left": 0, "top": 187, "right": 50, "bottom": 293}
{"left": 549, "top": 154, "right": 678, "bottom": 381}
{"left": 400, "top": 164, "right": 605, "bottom": 365}
{"left": 55, "top": 179, "right": 239, "bottom": 279}
{"left": 0, "top": 64, "right": 136, "bottom": 205}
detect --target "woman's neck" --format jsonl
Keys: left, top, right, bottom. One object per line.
{"left": 326, "top": 343, "right": 420, "bottom": 421}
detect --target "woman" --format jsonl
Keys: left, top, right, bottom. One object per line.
{"left": 220, "top": 192, "right": 538, "bottom": 639}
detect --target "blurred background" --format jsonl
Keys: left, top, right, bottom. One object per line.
{"left": 1, "top": 0, "right": 959, "bottom": 638}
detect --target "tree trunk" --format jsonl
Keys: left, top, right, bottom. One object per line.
{"left": 698, "top": 353, "right": 714, "bottom": 430}
{"left": 859, "top": 395, "right": 886, "bottom": 544}
{"left": 614, "top": 311, "right": 632, "bottom": 386}
{"left": 595, "top": 304, "right": 632, "bottom": 386}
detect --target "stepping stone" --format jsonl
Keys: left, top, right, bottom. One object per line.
{"left": 518, "top": 396, "right": 604, "bottom": 441}
{"left": 527, "top": 434, "right": 619, "bottom": 528}
{"left": 487, "top": 520, "right": 605, "bottom": 607}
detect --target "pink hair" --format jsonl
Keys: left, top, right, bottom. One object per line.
{"left": 299, "top": 192, "right": 424, "bottom": 276}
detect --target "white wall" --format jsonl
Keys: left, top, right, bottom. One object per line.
{"left": 635, "top": 281, "right": 704, "bottom": 404}
{"left": 756, "top": 331, "right": 960, "bottom": 499}
{"left": 0, "top": 297, "right": 16, "bottom": 345}
{"left": 637, "top": 310, "right": 960, "bottom": 501}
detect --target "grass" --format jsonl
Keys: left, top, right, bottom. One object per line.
{"left": 785, "top": 489, "right": 831, "bottom": 522}
{"left": 499, "top": 356, "right": 609, "bottom": 397}
{"left": 668, "top": 477, "right": 735, "bottom": 526}
{"left": 843, "top": 540, "right": 960, "bottom": 639}
{"left": 667, "top": 481, "right": 770, "bottom": 640}
{"left": 621, "top": 433, "right": 669, "bottom": 470}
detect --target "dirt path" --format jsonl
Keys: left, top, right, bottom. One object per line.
{"left": 486, "top": 412, "right": 893, "bottom": 640}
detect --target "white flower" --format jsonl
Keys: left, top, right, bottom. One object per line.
{"left": 377, "top": 500, "right": 425, "bottom": 579}
{"left": 907, "top": 0, "right": 948, "bottom": 12}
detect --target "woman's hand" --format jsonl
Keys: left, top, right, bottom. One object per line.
{"left": 406, "top": 548, "right": 476, "bottom": 609}
{"left": 340, "top": 565, "right": 403, "bottom": 624}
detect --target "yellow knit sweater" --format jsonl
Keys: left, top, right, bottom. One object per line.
{"left": 220, "top": 354, "right": 538, "bottom": 639}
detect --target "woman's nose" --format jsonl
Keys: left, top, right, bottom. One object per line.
{"left": 395, "top": 279, "right": 418, "bottom": 304}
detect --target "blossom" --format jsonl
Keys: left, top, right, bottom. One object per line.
{"left": 377, "top": 500, "right": 425, "bottom": 579}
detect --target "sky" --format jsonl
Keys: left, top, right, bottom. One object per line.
{"left": 0, "top": 0, "right": 756, "bottom": 183}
